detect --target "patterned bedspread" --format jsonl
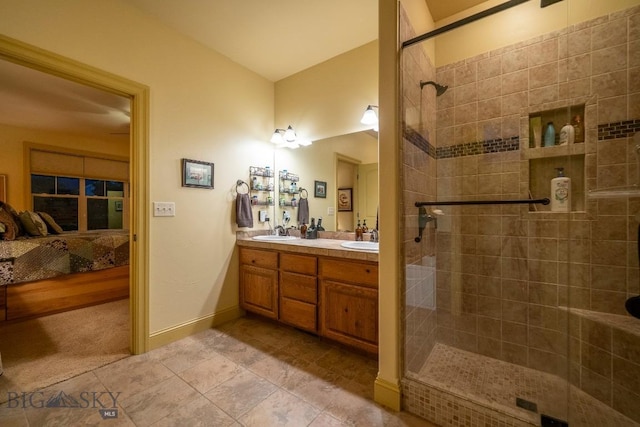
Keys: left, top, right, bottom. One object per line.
{"left": 0, "top": 230, "right": 129, "bottom": 286}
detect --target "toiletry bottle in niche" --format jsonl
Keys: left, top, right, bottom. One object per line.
{"left": 544, "top": 122, "right": 556, "bottom": 147}
{"left": 559, "top": 123, "right": 574, "bottom": 145}
{"left": 550, "top": 167, "right": 571, "bottom": 212}
{"left": 572, "top": 115, "right": 584, "bottom": 143}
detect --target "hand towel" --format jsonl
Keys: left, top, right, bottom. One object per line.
{"left": 236, "top": 193, "right": 253, "bottom": 227}
{"left": 297, "top": 198, "right": 309, "bottom": 225}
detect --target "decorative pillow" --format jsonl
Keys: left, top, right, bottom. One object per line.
{"left": 18, "top": 211, "right": 48, "bottom": 237}
{"left": 0, "top": 202, "right": 25, "bottom": 237}
{"left": 37, "top": 212, "right": 63, "bottom": 234}
{"left": 0, "top": 208, "right": 18, "bottom": 240}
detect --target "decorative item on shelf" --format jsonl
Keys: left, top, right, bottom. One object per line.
{"left": 543, "top": 122, "right": 556, "bottom": 147}
{"left": 572, "top": 114, "right": 584, "bottom": 143}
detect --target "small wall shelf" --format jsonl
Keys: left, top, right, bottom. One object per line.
{"left": 249, "top": 166, "right": 274, "bottom": 206}
{"left": 278, "top": 170, "right": 300, "bottom": 207}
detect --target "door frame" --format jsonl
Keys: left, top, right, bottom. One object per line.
{"left": 0, "top": 34, "right": 150, "bottom": 354}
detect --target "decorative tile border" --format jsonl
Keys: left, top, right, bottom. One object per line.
{"left": 597, "top": 119, "right": 640, "bottom": 141}
{"left": 403, "top": 123, "right": 520, "bottom": 159}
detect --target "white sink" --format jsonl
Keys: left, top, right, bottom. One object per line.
{"left": 340, "top": 241, "right": 379, "bottom": 252}
{"left": 252, "top": 235, "right": 298, "bottom": 241}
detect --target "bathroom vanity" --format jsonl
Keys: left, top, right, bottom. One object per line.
{"left": 237, "top": 235, "right": 378, "bottom": 355}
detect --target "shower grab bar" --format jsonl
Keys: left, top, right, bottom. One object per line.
{"left": 415, "top": 198, "right": 549, "bottom": 207}
{"left": 413, "top": 198, "right": 550, "bottom": 243}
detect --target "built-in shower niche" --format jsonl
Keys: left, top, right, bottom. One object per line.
{"left": 525, "top": 105, "right": 586, "bottom": 213}
{"left": 529, "top": 155, "right": 585, "bottom": 212}
{"left": 528, "top": 105, "right": 585, "bottom": 149}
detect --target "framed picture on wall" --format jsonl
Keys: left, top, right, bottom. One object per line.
{"left": 314, "top": 180, "right": 326, "bottom": 198}
{"left": 182, "top": 158, "right": 214, "bottom": 189}
{"left": 337, "top": 188, "right": 352, "bottom": 211}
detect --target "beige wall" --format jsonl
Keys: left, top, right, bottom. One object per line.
{"left": 0, "top": 123, "right": 128, "bottom": 210}
{"left": 274, "top": 41, "right": 379, "bottom": 142}
{"left": 0, "top": 0, "right": 275, "bottom": 334}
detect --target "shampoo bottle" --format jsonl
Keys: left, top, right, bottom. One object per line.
{"left": 550, "top": 168, "right": 571, "bottom": 212}
{"left": 544, "top": 122, "right": 556, "bottom": 147}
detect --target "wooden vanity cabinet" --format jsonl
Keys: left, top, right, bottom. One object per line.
{"left": 319, "top": 258, "right": 378, "bottom": 354}
{"left": 239, "top": 248, "right": 279, "bottom": 319}
{"left": 279, "top": 253, "right": 317, "bottom": 332}
{"left": 239, "top": 245, "right": 379, "bottom": 354}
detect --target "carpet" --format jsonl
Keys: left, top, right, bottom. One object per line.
{"left": 0, "top": 299, "right": 130, "bottom": 402}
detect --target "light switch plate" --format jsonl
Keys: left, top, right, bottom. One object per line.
{"left": 327, "top": 207, "right": 335, "bottom": 216}
{"left": 153, "top": 202, "right": 175, "bottom": 217}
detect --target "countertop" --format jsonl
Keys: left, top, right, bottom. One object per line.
{"left": 236, "top": 232, "right": 379, "bottom": 262}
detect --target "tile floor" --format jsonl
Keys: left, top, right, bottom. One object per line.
{"left": 0, "top": 315, "right": 435, "bottom": 426}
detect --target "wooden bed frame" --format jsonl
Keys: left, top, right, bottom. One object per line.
{"left": 0, "top": 265, "right": 129, "bottom": 322}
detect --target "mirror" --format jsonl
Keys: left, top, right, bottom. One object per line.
{"left": 274, "top": 130, "right": 378, "bottom": 232}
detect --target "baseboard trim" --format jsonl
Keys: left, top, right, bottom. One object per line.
{"left": 374, "top": 376, "right": 402, "bottom": 411}
{"left": 148, "top": 305, "right": 242, "bottom": 350}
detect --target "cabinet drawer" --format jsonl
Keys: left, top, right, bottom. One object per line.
{"left": 319, "top": 259, "right": 378, "bottom": 288}
{"left": 240, "top": 248, "right": 278, "bottom": 269}
{"left": 280, "top": 272, "right": 317, "bottom": 304}
{"left": 280, "top": 297, "right": 316, "bottom": 332}
{"left": 280, "top": 253, "right": 316, "bottom": 275}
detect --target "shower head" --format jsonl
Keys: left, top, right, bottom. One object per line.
{"left": 420, "top": 80, "right": 448, "bottom": 96}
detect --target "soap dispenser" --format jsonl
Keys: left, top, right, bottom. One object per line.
{"left": 550, "top": 167, "right": 571, "bottom": 212}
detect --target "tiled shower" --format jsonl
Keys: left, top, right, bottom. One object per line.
{"left": 399, "top": 3, "right": 640, "bottom": 426}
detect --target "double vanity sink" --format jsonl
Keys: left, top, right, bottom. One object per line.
{"left": 251, "top": 234, "right": 379, "bottom": 252}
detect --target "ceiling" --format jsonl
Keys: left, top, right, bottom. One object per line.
{"left": 0, "top": 0, "right": 488, "bottom": 137}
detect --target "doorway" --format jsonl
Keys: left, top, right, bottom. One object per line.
{"left": 0, "top": 35, "right": 149, "bottom": 354}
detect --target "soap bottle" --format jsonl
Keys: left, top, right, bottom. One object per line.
{"left": 316, "top": 217, "right": 325, "bottom": 231}
{"left": 572, "top": 115, "right": 584, "bottom": 143}
{"left": 355, "top": 220, "right": 363, "bottom": 241}
{"left": 300, "top": 223, "right": 307, "bottom": 239}
{"left": 550, "top": 167, "right": 571, "bottom": 212}
{"left": 559, "top": 123, "right": 575, "bottom": 145}
{"left": 544, "top": 122, "right": 556, "bottom": 147}
{"left": 362, "top": 219, "right": 368, "bottom": 233}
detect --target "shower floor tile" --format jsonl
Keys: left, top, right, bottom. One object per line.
{"left": 414, "top": 343, "right": 639, "bottom": 427}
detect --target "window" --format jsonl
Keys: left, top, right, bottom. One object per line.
{"left": 32, "top": 174, "right": 127, "bottom": 231}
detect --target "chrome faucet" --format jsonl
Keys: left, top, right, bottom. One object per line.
{"left": 370, "top": 229, "right": 379, "bottom": 243}
{"left": 273, "top": 225, "right": 286, "bottom": 236}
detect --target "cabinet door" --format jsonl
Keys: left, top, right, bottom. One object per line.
{"left": 319, "top": 279, "right": 378, "bottom": 354}
{"left": 240, "top": 264, "right": 278, "bottom": 319}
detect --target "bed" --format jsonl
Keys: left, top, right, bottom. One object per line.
{"left": 0, "top": 230, "right": 129, "bottom": 321}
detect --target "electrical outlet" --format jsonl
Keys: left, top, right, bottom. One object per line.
{"left": 153, "top": 202, "right": 176, "bottom": 217}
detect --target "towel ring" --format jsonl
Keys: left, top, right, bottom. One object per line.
{"left": 299, "top": 188, "right": 308, "bottom": 199}
{"left": 236, "top": 180, "right": 249, "bottom": 194}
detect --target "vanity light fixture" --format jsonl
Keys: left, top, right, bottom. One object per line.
{"left": 360, "top": 105, "right": 379, "bottom": 131}
{"left": 270, "top": 125, "right": 312, "bottom": 149}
